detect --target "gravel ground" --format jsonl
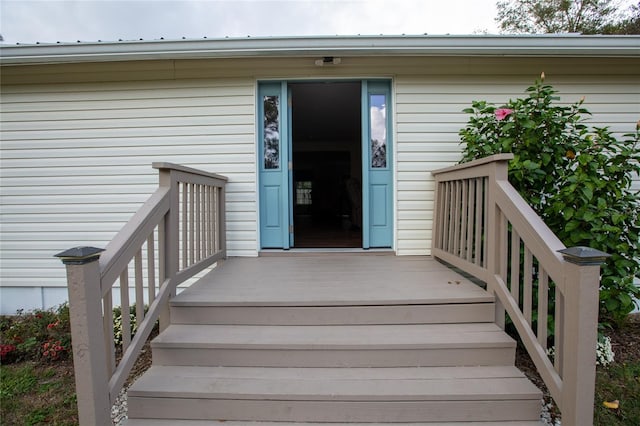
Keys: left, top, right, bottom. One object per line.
{"left": 111, "top": 388, "right": 128, "bottom": 426}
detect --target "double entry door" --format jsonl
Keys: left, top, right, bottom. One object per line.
{"left": 259, "top": 80, "right": 392, "bottom": 250}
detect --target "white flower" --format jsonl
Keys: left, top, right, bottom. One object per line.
{"left": 545, "top": 335, "right": 614, "bottom": 367}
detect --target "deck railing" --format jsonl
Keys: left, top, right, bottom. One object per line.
{"left": 432, "top": 154, "right": 607, "bottom": 426}
{"left": 55, "top": 163, "right": 227, "bottom": 425}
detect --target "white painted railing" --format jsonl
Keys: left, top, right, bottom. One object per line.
{"left": 432, "top": 154, "right": 607, "bottom": 426}
{"left": 56, "top": 163, "right": 227, "bottom": 425}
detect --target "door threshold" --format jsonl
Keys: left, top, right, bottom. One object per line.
{"left": 259, "top": 248, "right": 395, "bottom": 257}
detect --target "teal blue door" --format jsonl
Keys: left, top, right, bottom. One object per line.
{"left": 259, "top": 79, "right": 392, "bottom": 249}
{"left": 362, "top": 80, "right": 393, "bottom": 248}
{"left": 258, "top": 82, "right": 292, "bottom": 248}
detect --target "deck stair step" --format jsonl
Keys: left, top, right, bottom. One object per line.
{"left": 125, "top": 256, "right": 542, "bottom": 424}
{"left": 171, "top": 302, "right": 496, "bottom": 325}
{"left": 125, "top": 422, "right": 544, "bottom": 426}
{"left": 151, "top": 323, "right": 516, "bottom": 367}
{"left": 127, "top": 366, "right": 542, "bottom": 422}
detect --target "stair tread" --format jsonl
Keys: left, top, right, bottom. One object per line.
{"left": 129, "top": 366, "right": 542, "bottom": 401}
{"left": 124, "top": 421, "right": 544, "bottom": 425}
{"left": 152, "top": 323, "right": 515, "bottom": 349}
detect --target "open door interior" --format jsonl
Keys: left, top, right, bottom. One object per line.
{"left": 290, "top": 82, "right": 362, "bottom": 248}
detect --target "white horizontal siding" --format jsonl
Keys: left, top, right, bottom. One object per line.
{"left": 0, "top": 77, "right": 258, "bottom": 313}
{"left": 394, "top": 74, "right": 640, "bottom": 256}
{"left": 1, "top": 56, "right": 639, "bottom": 312}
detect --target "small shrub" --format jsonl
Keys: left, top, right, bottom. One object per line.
{"left": 113, "top": 304, "right": 148, "bottom": 347}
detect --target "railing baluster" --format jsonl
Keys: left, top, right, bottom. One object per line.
{"left": 449, "top": 181, "right": 455, "bottom": 253}
{"left": 433, "top": 182, "right": 441, "bottom": 249}
{"left": 202, "top": 185, "right": 208, "bottom": 258}
{"left": 103, "top": 290, "right": 116, "bottom": 375}
{"left": 119, "top": 270, "right": 131, "bottom": 352}
{"left": 499, "top": 213, "right": 508, "bottom": 280}
{"left": 147, "top": 233, "right": 156, "bottom": 304}
{"left": 189, "top": 183, "right": 195, "bottom": 267}
{"left": 482, "top": 177, "right": 489, "bottom": 268}
{"left": 474, "top": 178, "right": 482, "bottom": 265}
{"left": 203, "top": 185, "right": 208, "bottom": 258}
{"left": 523, "top": 247, "right": 533, "bottom": 326}
{"left": 195, "top": 184, "right": 201, "bottom": 262}
{"left": 135, "top": 249, "right": 144, "bottom": 324}
{"left": 464, "top": 179, "right": 473, "bottom": 262}
{"left": 209, "top": 186, "right": 215, "bottom": 256}
{"left": 452, "top": 181, "right": 461, "bottom": 256}
{"left": 538, "top": 268, "right": 549, "bottom": 349}
{"left": 213, "top": 188, "right": 224, "bottom": 252}
{"left": 555, "top": 290, "right": 564, "bottom": 374}
{"left": 443, "top": 181, "right": 451, "bottom": 252}
{"left": 510, "top": 229, "right": 521, "bottom": 305}
{"left": 181, "top": 182, "right": 188, "bottom": 270}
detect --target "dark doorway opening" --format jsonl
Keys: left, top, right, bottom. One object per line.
{"left": 290, "top": 82, "right": 362, "bottom": 248}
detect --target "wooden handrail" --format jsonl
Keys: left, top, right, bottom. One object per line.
{"left": 56, "top": 163, "right": 227, "bottom": 425}
{"left": 432, "top": 155, "right": 604, "bottom": 426}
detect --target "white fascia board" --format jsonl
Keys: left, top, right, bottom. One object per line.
{"left": 1, "top": 35, "right": 639, "bottom": 65}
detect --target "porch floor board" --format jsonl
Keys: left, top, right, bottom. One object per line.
{"left": 173, "top": 255, "right": 492, "bottom": 306}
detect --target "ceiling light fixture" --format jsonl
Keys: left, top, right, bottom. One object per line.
{"left": 315, "top": 56, "right": 342, "bottom": 66}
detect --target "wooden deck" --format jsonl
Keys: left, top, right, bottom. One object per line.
{"left": 173, "top": 254, "right": 493, "bottom": 307}
{"left": 126, "top": 254, "right": 543, "bottom": 424}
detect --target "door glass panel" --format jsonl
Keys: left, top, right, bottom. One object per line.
{"left": 370, "top": 94, "right": 387, "bottom": 168}
{"left": 296, "top": 181, "right": 312, "bottom": 205}
{"left": 263, "top": 95, "right": 280, "bottom": 169}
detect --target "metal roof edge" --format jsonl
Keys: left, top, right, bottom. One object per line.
{"left": 1, "top": 35, "right": 639, "bottom": 65}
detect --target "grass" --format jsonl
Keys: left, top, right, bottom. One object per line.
{"left": 594, "top": 360, "right": 640, "bottom": 424}
{"left": 0, "top": 360, "right": 78, "bottom": 425}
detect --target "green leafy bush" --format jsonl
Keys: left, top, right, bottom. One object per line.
{"left": 459, "top": 76, "right": 640, "bottom": 327}
{"left": 112, "top": 304, "right": 147, "bottom": 346}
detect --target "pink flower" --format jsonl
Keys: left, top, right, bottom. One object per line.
{"left": 495, "top": 108, "right": 514, "bottom": 121}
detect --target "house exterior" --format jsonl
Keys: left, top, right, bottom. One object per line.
{"left": 1, "top": 35, "right": 639, "bottom": 315}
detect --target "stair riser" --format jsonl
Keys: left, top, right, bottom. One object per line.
{"left": 152, "top": 347, "right": 515, "bottom": 367}
{"left": 128, "top": 398, "right": 541, "bottom": 422}
{"left": 171, "top": 303, "right": 495, "bottom": 325}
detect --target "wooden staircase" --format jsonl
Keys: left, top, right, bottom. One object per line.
{"left": 124, "top": 255, "right": 543, "bottom": 425}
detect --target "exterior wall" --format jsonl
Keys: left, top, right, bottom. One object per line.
{"left": 1, "top": 56, "right": 639, "bottom": 313}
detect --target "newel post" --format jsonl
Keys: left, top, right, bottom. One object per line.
{"left": 486, "top": 156, "right": 510, "bottom": 329}
{"left": 157, "top": 166, "right": 179, "bottom": 331}
{"left": 558, "top": 246, "right": 610, "bottom": 426}
{"left": 55, "top": 246, "right": 111, "bottom": 426}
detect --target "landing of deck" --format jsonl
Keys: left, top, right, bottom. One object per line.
{"left": 173, "top": 255, "right": 492, "bottom": 306}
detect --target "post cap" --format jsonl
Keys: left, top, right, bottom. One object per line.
{"left": 55, "top": 246, "right": 105, "bottom": 265}
{"left": 558, "top": 246, "right": 611, "bottom": 265}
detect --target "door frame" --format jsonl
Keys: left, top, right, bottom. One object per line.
{"left": 257, "top": 78, "right": 394, "bottom": 250}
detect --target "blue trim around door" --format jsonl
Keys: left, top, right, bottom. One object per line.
{"left": 258, "top": 82, "right": 291, "bottom": 249}
{"left": 362, "top": 80, "right": 393, "bottom": 248}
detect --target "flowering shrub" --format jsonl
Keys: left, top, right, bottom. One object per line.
{"left": 42, "top": 339, "right": 66, "bottom": 361}
{"left": 546, "top": 335, "right": 615, "bottom": 367}
{"left": 596, "top": 335, "right": 615, "bottom": 367}
{"left": 0, "top": 304, "right": 71, "bottom": 363}
{"left": 0, "top": 303, "right": 155, "bottom": 365}
{"left": 459, "top": 75, "right": 640, "bottom": 328}
{"left": 0, "top": 343, "right": 17, "bottom": 362}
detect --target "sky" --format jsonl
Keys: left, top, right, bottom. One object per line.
{"left": 0, "top": 0, "right": 502, "bottom": 45}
